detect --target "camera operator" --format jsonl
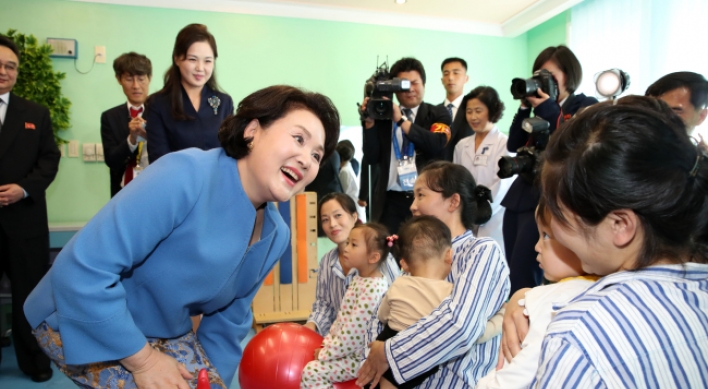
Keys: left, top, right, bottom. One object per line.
{"left": 645, "top": 71, "right": 708, "bottom": 135}
{"left": 501, "top": 45, "right": 598, "bottom": 294}
{"left": 361, "top": 57, "right": 452, "bottom": 235}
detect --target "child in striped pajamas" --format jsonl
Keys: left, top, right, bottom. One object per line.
{"left": 301, "top": 222, "right": 392, "bottom": 389}
{"left": 476, "top": 201, "right": 598, "bottom": 389}
{"left": 305, "top": 193, "right": 399, "bottom": 337}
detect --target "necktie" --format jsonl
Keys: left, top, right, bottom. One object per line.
{"left": 124, "top": 106, "right": 144, "bottom": 186}
{"left": 0, "top": 99, "right": 4, "bottom": 133}
{"left": 447, "top": 103, "right": 454, "bottom": 120}
{"left": 403, "top": 108, "right": 414, "bottom": 123}
{"left": 130, "top": 106, "right": 143, "bottom": 118}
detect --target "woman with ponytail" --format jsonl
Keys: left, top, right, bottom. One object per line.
{"left": 501, "top": 96, "right": 708, "bottom": 387}
{"left": 358, "top": 161, "right": 510, "bottom": 388}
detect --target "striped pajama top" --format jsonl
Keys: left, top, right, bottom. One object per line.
{"left": 368, "top": 231, "right": 510, "bottom": 388}
{"left": 532, "top": 263, "right": 708, "bottom": 388}
{"left": 308, "top": 248, "right": 400, "bottom": 336}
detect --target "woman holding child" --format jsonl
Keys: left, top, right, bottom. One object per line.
{"left": 358, "top": 161, "right": 510, "bottom": 388}
{"left": 501, "top": 96, "right": 708, "bottom": 387}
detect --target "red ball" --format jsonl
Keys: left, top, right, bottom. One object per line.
{"left": 239, "top": 323, "right": 323, "bottom": 389}
{"left": 334, "top": 379, "right": 360, "bottom": 389}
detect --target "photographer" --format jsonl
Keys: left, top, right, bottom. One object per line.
{"left": 361, "top": 57, "right": 452, "bottom": 235}
{"left": 501, "top": 45, "right": 598, "bottom": 293}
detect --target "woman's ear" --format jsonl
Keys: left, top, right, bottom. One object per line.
{"left": 448, "top": 193, "right": 461, "bottom": 213}
{"left": 606, "top": 209, "right": 640, "bottom": 248}
{"left": 244, "top": 119, "right": 259, "bottom": 142}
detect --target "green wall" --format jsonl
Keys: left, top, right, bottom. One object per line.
{"left": 527, "top": 11, "right": 569, "bottom": 68}
{"left": 1, "top": 0, "right": 565, "bottom": 225}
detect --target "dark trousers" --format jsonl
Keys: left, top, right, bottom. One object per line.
{"left": 0, "top": 227, "right": 51, "bottom": 375}
{"left": 379, "top": 191, "right": 414, "bottom": 236}
{"left": 502, "top": 209, "right": 543, "bottom": 294}
{"left": 368, "top": 325, "right": 439, "bottom": 389}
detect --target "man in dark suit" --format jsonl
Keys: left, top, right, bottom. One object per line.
{"left": 100, "top": 52, "right": 152, "bottom": 197}
{"left": 0, "top": 35, "right": 60, "bottom": 383}
{"left": 361, "top": 57, "right": 452, "bottom": 234}
{"left": 439, "top": 57, "right": 473, "bottom": 161}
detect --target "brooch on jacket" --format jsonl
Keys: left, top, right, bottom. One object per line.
{"left": 208, "top": 96, "right": 221, "bottom": 115}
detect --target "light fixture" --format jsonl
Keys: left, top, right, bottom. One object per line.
{"left": 595, "top": 69, "right": 631, "bottom": 99}
{"left": 395, "top": 0, "right": 406, "bottom": 4}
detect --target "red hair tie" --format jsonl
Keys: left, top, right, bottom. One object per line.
{"left": 386, "top": 234, "right": 399, "bottom": 247}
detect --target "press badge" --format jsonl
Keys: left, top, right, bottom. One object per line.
{"left": 397, "top": 157, "right": 418, "bottom": 191}
{"left": 474, "top": 155, "right": 489, "bottom": 166}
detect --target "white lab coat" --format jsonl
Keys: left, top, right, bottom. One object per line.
{"left": 453, "top": 126, "right": 512, "bottom": 254}
{"left": 339, "top": 162, "right": 366, "bottom": 222}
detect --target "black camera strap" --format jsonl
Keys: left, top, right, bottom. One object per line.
{"left": 558, "top": 93, "right": 577, "bottom": 126}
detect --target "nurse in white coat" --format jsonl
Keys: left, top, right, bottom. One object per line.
{"left": 453, "top": 86, "right": 512, "bottom": 253}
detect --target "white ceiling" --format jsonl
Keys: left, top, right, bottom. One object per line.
{"left": 72, "top": 0, "right": 584, "bottom": 36}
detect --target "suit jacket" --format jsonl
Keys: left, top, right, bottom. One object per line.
{"left": 0, "top": 93, "right": 60, "bottom": 238}
{"left": 100, "top": 104, "right": 140, "bottom": 197}
{"left": 439, "top": 101, "right": 473, "bottom": 161}
{"left": 362, "top": 102, "right": 451, "bottom": 221}
{"left": 305, "top": 150, "right": 343, "bottom": 202}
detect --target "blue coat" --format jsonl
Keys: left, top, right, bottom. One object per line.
{"left": 146, "top": 85, "right": 234, "bottom": 163}
{"left": 24, "top": 148, "right": 289, "bottom": 386}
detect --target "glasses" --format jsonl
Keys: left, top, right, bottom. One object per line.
{"left": 0, "top": 62, "right": 18, "bottom": 73}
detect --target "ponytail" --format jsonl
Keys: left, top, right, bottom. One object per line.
{"left": 691, "top": 144, "right": 708, "bottom": 263}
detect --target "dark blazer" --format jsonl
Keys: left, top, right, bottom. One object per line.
{"left": 305, "top": 150, "right": 343, "bottom": 202}
{"left": 362, "top": 102, "right": 451, "bottom": 221}
{"left": 439, "top": 101, "right": 473, "bottom": 161}
{"left": 501, "top": 93, "right": 598, "bottom": 212}
{"left": 100, "top": 103, "right": 140, "bottom": 197}
{"left": 146, "top": 85, "right": 233, "bottom": 163}
{"left": 0, "top": 93, "right": 60, "bottom": 238}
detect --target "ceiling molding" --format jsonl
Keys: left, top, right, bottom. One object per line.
{"left": 502, "top": 0, "right": 583, "bottom": 37}
{"left": 71, "top": 0, "right": 581, "bottom": 37}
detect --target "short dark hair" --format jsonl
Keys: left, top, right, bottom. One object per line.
{"left": 441, "top": 57, "right": 467, "bottom": 71}
{"left": 533, "top": 45, "right": 582, "bottom": 95}
{"left": 219, "top": 85, "right": 340, "bottom": 162}
{"left": 336, "top": 140, "right": 354, "bottom": 163}
{"left": 113, "top": 52, "right": 152, "bottom": 78}
{"left": 542, "top": 96, "right": 708, "bottom": 269}
{"left": 0, "top": 35, "right": 20, "bottom": 61}
{"left": 462, "top": 86, "right": 505, "bottom": 123}
{"left": 645, "top": 71, "right": 708, "bottom": 109}
{"left": 420, "top": 161, "right": 493, "bottom": 229}
{"left": 390, "top": 57, "right": 426, "bottom": 85}
{"left": 393, "top": 215, "right": 451, "bottom": 267}
{"left": 352, "top": 222, "right": 391, "bottom": 265}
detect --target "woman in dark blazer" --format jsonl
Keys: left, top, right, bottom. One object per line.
{"left": 146, "top": 24, "right": 233, "bottom": 163}
{"left": 501, "top": 45, "right": 598, "bottom": 294}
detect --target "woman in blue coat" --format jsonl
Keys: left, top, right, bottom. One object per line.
{"left": 146, "top": 24, "right": 234, "bottom": 163}
{"left": 24, "top": 85, "right": 340, "bottom": 389}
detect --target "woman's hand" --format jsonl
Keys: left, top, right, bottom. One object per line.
{"left": 356, "top": 341, "right": 389, "bottom": 388}
{"left": 121, "top": 343, "right": 194, "bottom": 389}
{"left": 499, "top": 288, "right": 531, "bottom": 367}
{"left": 526, "top": 89, "right": 551, "bottom": 108}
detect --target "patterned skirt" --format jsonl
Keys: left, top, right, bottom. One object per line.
{"left": 33, "top": 322, "right": 227, "bottom": 389}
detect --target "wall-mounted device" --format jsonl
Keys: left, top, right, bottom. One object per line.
{"left": 47, "top": 38, "right": 78, "bottom": 59}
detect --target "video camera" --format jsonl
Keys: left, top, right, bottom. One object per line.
{"left": 361, "top": 62, "right": 411, "bottom": 121}
{"left": 511, "top": 69, "right": 558, "bottom": 102}
{"left": 497, "top": 117, "right": 550, "bottom": 183}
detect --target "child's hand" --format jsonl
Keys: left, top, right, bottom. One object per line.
{"left": 501, "top": 288, "right": 531, "bottom": 363}
{"left": 314, "top": 348, "right": 321, "bottom": 360}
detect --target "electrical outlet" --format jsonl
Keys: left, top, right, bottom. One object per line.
{"left": 68, "top": 140, "right": 79, "bottom": 157}
{"left": 95, "top": 46, "right": 106, "bottom": 64}
{"left": 95, "top": 143, "right": 105, "bottom": 162}
{"left": 83, "top": 143, "right": 97, "bottom": 162}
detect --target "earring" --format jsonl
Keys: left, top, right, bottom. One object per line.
{"left": 247, "top": 141, "right": 254, "bottom": 150}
